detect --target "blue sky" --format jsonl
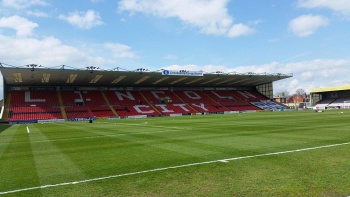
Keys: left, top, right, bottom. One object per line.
{"left": 0, "top": 0, "right": 350, "bottom": 97}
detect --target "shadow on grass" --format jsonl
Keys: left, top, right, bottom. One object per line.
{"left": 0, "top": 124, "right": 13, "bottom": 134}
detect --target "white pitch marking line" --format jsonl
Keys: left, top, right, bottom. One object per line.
{"left": 0, "top": 129, "right": 184, "bottom": 145}
{"left": 26, "top": 126, "right": 30, "bottom": 134}
{"left": 0, "top": 142, "right": 349, "bottom": 195}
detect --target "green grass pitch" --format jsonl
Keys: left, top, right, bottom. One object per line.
{"left": 1, "top": 110, "right": 350, "bottom": 196}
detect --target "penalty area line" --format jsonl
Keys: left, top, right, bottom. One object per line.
{"left": 26, "top": 126, "right": 30, "bottom": 134}
{"left": 1, "top": 142, "right": 349, "bottom": 195}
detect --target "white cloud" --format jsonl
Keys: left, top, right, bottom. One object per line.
{"left": 0, "top": 39, "right": 136, "bottom": 69}
{"left": 27, "top": 10, "right": 49, "bottom": 17}
{"left": 0, "top": 35, "right": 100, "bottom": 66}
{"left": 59, "top": 10, "right": 104, "bottom": 29}
{"left": 0, "top": 16, "right": 109, "bottom": 67}
{"left": 0, "top": 16, "right": 138, "bottom": 69}
{"left": 0, "top": 15, "right": 38, "bottom": 36}
{"left": 298, "top": 0, "right": 350, "bottom": 18}
{"left": 118, "top": 0, "right": 255, "bottom": 38}
{"left": 241, "top": 59, "right": 350, "bottom": 94}
{"left": 300, "top": 71, "right": 314, "bottom": 81}
{"left": 104, "top": 43, "right": 137, "bottom": 58}
{"left": 227, "top": 23, "right": 255, "bottom": 38}
{"left": 163, "top": 64, "right": 229, "bottom": 73}
{"left": 288, "top": 14, "right": 329, "bottom": 37}
{"left": 1, "top": 0, "right": 47, "bottom": 9}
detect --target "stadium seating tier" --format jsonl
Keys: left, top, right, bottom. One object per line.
{"left": 6, "top": 89, "right": 276, "bottom": 121}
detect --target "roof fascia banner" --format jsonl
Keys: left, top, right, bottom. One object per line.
{"left": 162, "top": 70, "right": 203, "bottom": 77}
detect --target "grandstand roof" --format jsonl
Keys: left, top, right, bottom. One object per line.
{"left": 310, "top": 85, "right": 350, "bottom": 93}
{"left": 0, "top": 64, "right": 292, "bottom": 88}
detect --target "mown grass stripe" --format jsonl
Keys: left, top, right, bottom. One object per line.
{"left": 0, "top": 125, "right": 41, "bottom": 195}
{"left": 8, "top": 129, "right": 183, "bottom": 144}
{"left": 1, "top": 141, "right": 349, "bottom": 195}
{"left": 28, "top": 124, "right": 89, "bottom": 195}
{"left": 0, "top": 125, "right": 17, "bottom": 159}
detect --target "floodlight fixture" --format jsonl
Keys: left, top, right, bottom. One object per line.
{"left": 136, "top": 68, "right": 148, "bottom": 75}
{"left": 86, "top": 66, "right": 100, "bottom": 73}
{"left": 26, "top": 64, "right": 41, "bottom": 71}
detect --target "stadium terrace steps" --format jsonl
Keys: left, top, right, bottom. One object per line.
{"left": 2, "top": 90, "right": 11, "bottom": 120}
{"left": 139, "top": 91, "right": 163, "bottom": 115}
{"left": 60, "top": 106, "right": 68, "bottom": 120}
{"left": 100, "top": 91, "right": 119, "bottom": 117}
{"left": 57, "top": 91, "right": 68, "bottom": 120}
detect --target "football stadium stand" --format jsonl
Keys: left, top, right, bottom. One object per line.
{"left": 5, "top": 89, "right": 287, "bottom": 121}
{"left": 0, "top": 64, "right": 292, "bottom": 123}
{"left": 311, "top": 86, "right": 350, "bottom": 110}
